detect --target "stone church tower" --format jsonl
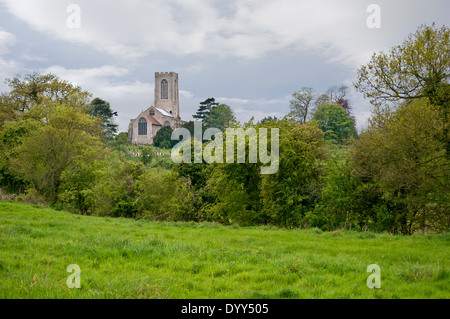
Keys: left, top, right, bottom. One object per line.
{"left": 128, "top": 72, "right": 185, "bottom": 145}
{"left": 154, "top": 72, "right": 180, "bottom": 118}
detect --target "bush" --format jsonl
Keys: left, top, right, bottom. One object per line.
{"left": 92, "top": 160, "right": 144, "bottom": 217}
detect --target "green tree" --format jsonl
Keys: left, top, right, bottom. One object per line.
{"left": 259, "top": 116, "right": 278, "bottom": 124}
{"left": 312, "top": 103, "right": 356, "bottom": 143}
{"left": 193, "top": 98, "right": 219, "bottom": 127}
{"left": 153, "top": 126, "right": 176, "bottom": 149}
{"left": 92, "top": 160, "right": 144, "bottom": 217}
{"left": 355, "top": 24, "right": 449, "bottom": 105}
{"left": 9, "top": 104, "right": 105, "bottom": 203}
{"left": 355, "top": 24, "right": 450, "bottom": 153}
{"left": 260, "top": 119, "right": 327, "bottom": 228}
{"left": 210, "top": 104, "right": 236, "bottom": 131}
{"left": 109, "top": 132, "right": 128, "bottom": 155}
{"left": 140, "top": 146, "right": 154, "bottom": 165}
{"left": 87, "top": 98, "right": 118, "bottom": 140}
{"left": 0, "top": 73, "right": 91, "bottom": 126}
{"left": 351, "top": 98, "right": 449, "bottom": 233}
{"left": 0, "top": 119, "right": 39, "bottom": 193}
{"left": 0, "top": 73, "right": 94, "bottom": 196}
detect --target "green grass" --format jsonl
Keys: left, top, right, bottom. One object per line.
{"left": 0, "top": 202, "right": 449, "bottom": 299}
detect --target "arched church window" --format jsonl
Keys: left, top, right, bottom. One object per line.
{"left": 149, "top": 109, "right": 155, "bottom": 116}
{"left": 161, "top": 80, "right": 168, "bottom": 99}
{"left": 138, "top": 118, "right": 147, "bottom": 135}
{"left": 164, "top": 121, "right": 171, "bottom": 127}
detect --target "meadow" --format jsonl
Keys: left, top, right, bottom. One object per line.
{"left": 0, "top": 201, "right": 448, "bottom": 299}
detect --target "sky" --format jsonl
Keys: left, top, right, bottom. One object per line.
{"left": 0, "top": 0, "right": 449, "bottom": 132}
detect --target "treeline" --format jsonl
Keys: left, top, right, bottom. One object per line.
{"left": 0, "top": 24, "right": 448, "bottom": 234}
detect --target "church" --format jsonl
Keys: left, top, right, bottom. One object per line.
{"left": 128, "top": 72, "right": 186, "bottom": 145}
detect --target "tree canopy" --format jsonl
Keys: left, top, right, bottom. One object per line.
{"left": 312, "top": 103, "right": 356, "bottom": 143}
{"left": 87, "top": 97, "right": 118, "bottom": 140}
{"left": 355, "top": 24, "right": 449, "bottom": 105}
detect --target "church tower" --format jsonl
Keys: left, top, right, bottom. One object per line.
{"left": 154, "top": 72, "right": 180, "bottom": 119}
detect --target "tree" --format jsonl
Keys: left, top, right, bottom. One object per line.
{"left": 355, "top": 24, "right": 449, "bottom": 105}
{"left": 314, "top": 93, "right": 332, "bottom": 108}
{"left": 140, "top": 146, "right": 154, "bottom": 165}
{"left": 355, "top": 23, "right": 450, "bottom": 155}
{"left": 288, "top": 87, "right": 316, "bottom": 123}
{"left": 259, "top": 116, "right": 278, "bottom": 124}
{"left": 326, "top": 85, "right": 348, "bottom": 102}
{"left": 109, "top": 132, "right": 128, "bottom": 155}
{"left": 0, "top": 73, "right": 95, "bottom": 196}
{"left": 260, "top": 119, "right": 327, "bottom": 228}
{"left": 87, "top": 98, "right": 118, "bottom": 140}
{"left": 192, "top": 98, "right": 219, "bottom": 127}
{"left": 9, "top": 104, "right": 105, "bottom": 203}
{"left": 335, "top": 98, "right": 354, "bottom": 120}
{"left": 350, "top": 98, "right": 449, "bottom": 233}
{"left": 326, "top": 85, "right": 354, "bottom": 120}
{"left": 210, "top": 104, "right": 236, "bottom": 131}
{"left": 312, "top": 103, "right": 356, "bottom": 143}
{"left": 153, "top": 126, "right": 176, "bottom": 149}
{"left": 0, "top": 119, "right": 39, "bottom": 193}
{"left": 0, "top": 73, "right": 91, "bottom": 126}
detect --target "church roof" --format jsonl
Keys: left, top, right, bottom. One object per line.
{"left": 155, "top": 107, "right": 174, "bottom": 118}
{"left": 146, "top": 114, "right": 162, "bottom": 126}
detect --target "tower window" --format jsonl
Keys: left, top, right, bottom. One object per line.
{"left": 138, "top": 118, "right": 147, "bottom": 135}
{"left": 161, "top": 79, "right": 168, "bottom": 99}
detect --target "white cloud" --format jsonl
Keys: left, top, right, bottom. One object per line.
{"left": 0, "top": 29, "right": 16, "bottom": 54}
{"left": 0, "top": 29, "right": 20, "bottom": 92}
{"left": 43, "top": 65, "right": 129, "bottom": 86}
{"left": 20, "top": 53, "right": 47, "bottom": 62}
{"left": 40, "top": 65, "right": 151, "bottom": 130}
{"left": 2, "top": 0, "right": 444, "bottom": 66}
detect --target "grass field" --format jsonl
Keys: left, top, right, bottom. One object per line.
{"left": 0, "top": 201, "right": 448, "bottom": 299}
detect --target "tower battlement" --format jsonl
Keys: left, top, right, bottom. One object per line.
{"left": 155, "top": 72, "right": 177, "bottom": 76}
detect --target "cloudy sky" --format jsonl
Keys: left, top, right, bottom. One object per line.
{"left": 0, "top": 0, "right": 449, "bottom": 132}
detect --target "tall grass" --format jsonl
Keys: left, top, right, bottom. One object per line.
{"left": 0, "top": 202, "right": 448, "bottom": 299}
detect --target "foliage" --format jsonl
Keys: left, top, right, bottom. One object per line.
{"left": 140, "top": 146, "right": 154, "bottom": 165}
{"left": 0, "top": 119, "right": 39, "bottom": 193}
{"left": 192, "top": 97, "right": 219, "bottom": 127}
{"left": 308, "top": 146, "right": 405, "bottom": 233}
{"left": 87, "top": 97, "right": 118, "bottom": 140}
{"left": 355, "top": 24, "right": 449, "bottom": 106}
{"left": 259, "top": 116, "right": 278, "bottom": 124}
{"left": 92, "top": 160, "right": 144, "bottom": 217}
{"left": 350, "top": 98, "right": 449, "bottom": 233}
{"left": 210, "top": 104, "right": 237, "bottom": 131}
{"left": 8, "top": 105, "right": 105, "bottom": 203}
{"left": 260, "top": 119, "right": 327, "bottom": 228}
{"left": 0, "top": 73, "right": 91, "bottom": 126}
{"left": 153, "top": 126, "right": 176, "bottom": 149}
{"left": 109, "top": 132, "right": 128, "bottom": 156}
{"left": 134, "top": 169, "right": 196, "bottom": 221}
{"left": 312, "top": 103, "right": 356, "bottom": 143}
